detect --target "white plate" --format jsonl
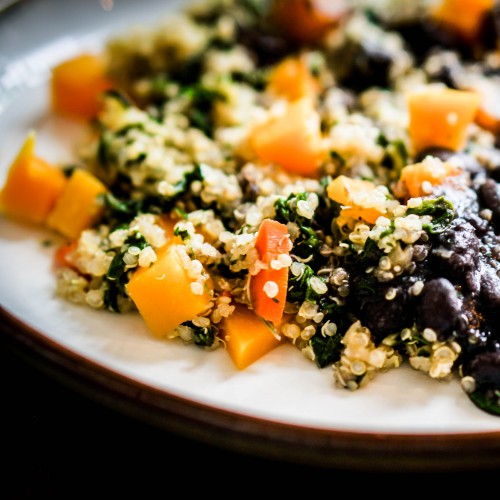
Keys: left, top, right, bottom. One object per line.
{"left": 1, "top": 0, "right": 500, "bottom": 471}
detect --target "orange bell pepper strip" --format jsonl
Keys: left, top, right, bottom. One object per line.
{"left": 249, "top": 219, "right": 292, "bottom": 326}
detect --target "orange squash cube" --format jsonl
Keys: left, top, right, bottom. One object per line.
{"left": 327, "top": 175, "right": 386, "bottom": 224}
{"left": 250, "top": 97, "right": 326, "bottom": 177}
{"left": 431, "top": 0, "right": 495, "bottom": 40}
{"left": 221, "top": 303, "right": 283, "bottom": 370}
{"left": 51, "top": 53, "right": 113, "bottom": 120}
{"left": 267, "top": 56, "right": 319, "bottom": 101}
{"left": 407, "top": 87, "right": 481, "bottom": 153}
{"left": 126, "top": 243, "right": 214, "bottom": 338}
{"left": 400, "top": 157, "right": 461, "bottom": 198}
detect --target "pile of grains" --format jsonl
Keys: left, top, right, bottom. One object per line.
{"left": 50, "top": 0, "right": 500, "bottom": 416}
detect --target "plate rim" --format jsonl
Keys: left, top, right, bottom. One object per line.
{"left": 3, "top": 305, "right": 500, "bottom": 472}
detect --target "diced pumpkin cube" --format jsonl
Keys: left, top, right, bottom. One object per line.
{"left": 0, "top": 132, "right": 67, "bottom": 224}
{"left": 126, "top": 243, "right": 214, "bottom": 338}
{"left": 338, "top": 206, "right": 385, "bottom": 225}
{"left": 267, "top": 56, "right": 319, "bottom": 101}
{"left": 51, "top": 53, "right": 113, "bottom": 120}
{"left": 406, "top": 86, "right": 481, "bottom": 153}
{"left": 400, "top": 156, "right": 461, "bottom": 198}
{"left": 327, "top": 175, "right": 386, "bottom": 224}
{"left": 327, "top": 175, "right": 375, "bottom": 206}
{"left": 250, "top": 96, "right": 326, "bottom": 177}
{"left": 221, "top": 303, "right": 283, "bottom": 370}
{"left": 46, "top": 169, "right": 107, "bottom": 239}
{"left": 431, "top": 0, "right": 495, "bottom": 40}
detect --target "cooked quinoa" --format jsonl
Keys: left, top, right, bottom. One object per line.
{"left": 32, "top": 0, "right": 500, "bottom": 416}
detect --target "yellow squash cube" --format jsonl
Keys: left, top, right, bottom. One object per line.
{"left": 46, "top": 168, "right": 107, "bottom": 239}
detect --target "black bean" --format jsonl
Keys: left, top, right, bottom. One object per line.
{"left": 383, "top": 19, "right": 460, "bottom": 63}
{"left": 487, "top": 165, "right": 500, "bottom": 182}
{"left": 237, "top": 172, "right": 259, "bottom": 202}
{"left": 336, "top": 40, "right": 393, "bottom": 92}
{"left": 414, "top": 146, "right": 454, "bottom": 163}
{"left": 236, "top": 24, "right": 292, "bottom": 66}
{"left": 479, "top": 179, "right": 500, "bottom": 217}
{"left": 480, "top": 263, "right": 500, "bottom": 310}
{"left": 436, "top": 184, "right": 489, "bottom": 234}
{"left": 479, "top": 3, "right": 500, "bottom": 53}
{"left": 416, "top": 278, "right": 462, "bottom": 338}
{"left": 355, "top": 286, "right": 412, "bottom": 342}
{"left": 461, "top": 349, "right": 500, "bottom": 416}
{"left": 432, "top": 219, "right": 481, "bottom": 293}
{"left": 463, "top": 350, "right": 500, "bottom": 386}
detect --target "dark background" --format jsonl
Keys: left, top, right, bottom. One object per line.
{"left": 2, "top": 333, "right": 499, "bottom": 499}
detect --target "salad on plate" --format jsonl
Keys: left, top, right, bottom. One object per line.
{"left": 1, "top": 0, "right": 500, "bottom": 418}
